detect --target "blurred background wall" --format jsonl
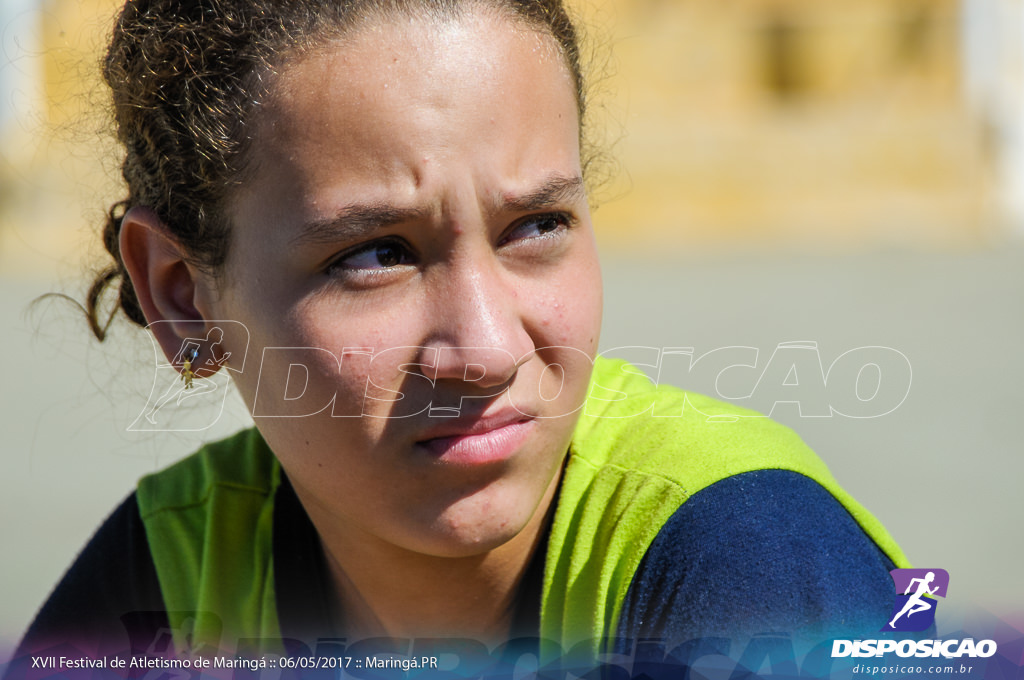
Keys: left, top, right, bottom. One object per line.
{"left": 578, "top": 0, "right": 1020, "bottom": 247}
{"left": 2, "top": 0, "right": 1022, "bottom": 655}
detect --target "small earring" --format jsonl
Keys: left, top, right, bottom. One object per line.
{"left": 181, "top": 348, "right": 199, "bottom": 389}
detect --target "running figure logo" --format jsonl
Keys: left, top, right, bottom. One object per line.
{"left": 882, "top": 568, "right": 949, "bottom": 632}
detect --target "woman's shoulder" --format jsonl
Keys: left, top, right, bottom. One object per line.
{"left": 616, "top": 468, "right": 897, "bottom": 644}
{"left": 575, "top": 357, "right": 828, "bottom": 483}
{"left": 132, "top": 428, "right": 282, "bottom": 650}
{"left": 136, "top": 427, "right": 277, "bottom": 516}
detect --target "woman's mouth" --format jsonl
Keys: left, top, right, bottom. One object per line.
{"left": 415, "top": 413, "right": 535, "bottom": 465}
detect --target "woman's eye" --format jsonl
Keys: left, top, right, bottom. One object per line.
{"left": 499, "top": 213, "right": 573, "bottom": 247}
{"left": 326, "top": 239, "right": 415, "bottom": 276}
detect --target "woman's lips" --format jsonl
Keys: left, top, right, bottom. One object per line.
{"left": 415, "top": 416, "right": 535, "bottom": 464}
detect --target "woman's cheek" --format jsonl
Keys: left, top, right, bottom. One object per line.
{"left": 531, "top": 304, "right": 602, "bottom": 417}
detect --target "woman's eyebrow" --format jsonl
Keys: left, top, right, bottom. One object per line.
{"left": 290, "top": 204, "right": 428, "bottom": 246}
{"left": 291, "top": 175, "right": 584, "bottom": 247}
{"left": 497, "top": 174, "right": 585, "bottom": 212}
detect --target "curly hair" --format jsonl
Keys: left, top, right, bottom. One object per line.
{"left": 88, "top": 0, "right": 588, "bottom": 339}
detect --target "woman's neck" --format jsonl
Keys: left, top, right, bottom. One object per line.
{"left": 303, "top": 474, "right": 560, "bottom": 644}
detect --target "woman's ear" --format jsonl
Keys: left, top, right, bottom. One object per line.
{"left": 119, "top": 206, "right": 217, "bottom": 367}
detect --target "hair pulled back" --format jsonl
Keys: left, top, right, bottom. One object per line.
{"left": 89, "top": 0, "right": 587, "bottom": 339}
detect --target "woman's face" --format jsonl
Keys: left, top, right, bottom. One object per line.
{"left": 203, "top": 10, "right": 602, "bottom": 558}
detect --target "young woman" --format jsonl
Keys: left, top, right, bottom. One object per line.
{"left": 9, "top": 0, "right": 907, "bottom": 670}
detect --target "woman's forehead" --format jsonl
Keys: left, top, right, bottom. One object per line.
{"left": 236, "top": 9, "right": 581, "bottom": 214}
{"left": 267, "top": 8, "right": 572, "bottom": 109}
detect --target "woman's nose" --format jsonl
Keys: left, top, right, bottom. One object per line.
{"left": 420, "top": 255, "right": 534, "bottom": 390}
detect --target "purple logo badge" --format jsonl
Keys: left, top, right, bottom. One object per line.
{"left": 882, "top": 568, "right": 949, "bottom": 632}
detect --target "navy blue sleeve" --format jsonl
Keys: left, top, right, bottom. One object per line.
{"left": 615, "top": 469, "right": 895, "bottom": 645}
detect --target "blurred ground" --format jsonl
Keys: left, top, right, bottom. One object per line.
{"left": 2, "top": 237, "right": 1022, "bottom": 647}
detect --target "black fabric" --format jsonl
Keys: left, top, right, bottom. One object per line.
{"left": 615, "top": 469, "right": 896, "bottom": 648}
{"left": 272, "top": 474, "right": 338, "bottom": 643}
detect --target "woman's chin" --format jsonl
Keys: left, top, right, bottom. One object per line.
{"left": 419, "top": 514, "right": 532, "bottom": 559}
{"left": 405, "top": 485, "right": 551, "bottom": 559}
